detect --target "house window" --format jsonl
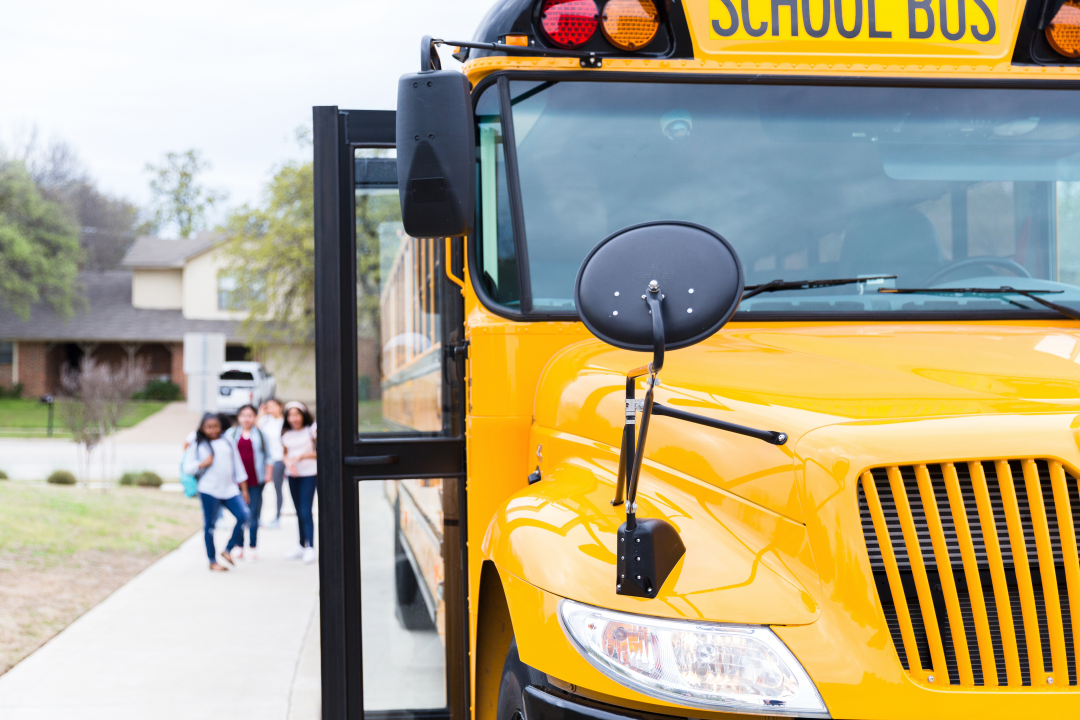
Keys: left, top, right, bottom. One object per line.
{"left": 218, "top": 274, "right": 240, "bottom": 311}
{"left": 0, "top": 341, "right": 12, "bottom": 365}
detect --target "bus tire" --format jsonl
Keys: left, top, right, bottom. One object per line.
{"left": 393, "top": 506, "right": 436, "bottom": 631}
{"left": 497, "top": 637, "right": 546, "bottom": 720}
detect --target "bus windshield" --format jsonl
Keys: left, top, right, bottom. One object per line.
{"left": 476, "top": 79, "right": 1080, "bottom": 316}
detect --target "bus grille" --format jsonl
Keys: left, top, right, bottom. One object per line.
{"left": 858, "top": 460, "right": 1080, "bottom": 688}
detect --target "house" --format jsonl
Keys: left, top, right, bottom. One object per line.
{"left": 0, "top": 232, "right": 316, "bottom": 401}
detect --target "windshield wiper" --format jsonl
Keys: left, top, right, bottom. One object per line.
{"left": 742, "top": 275, "right": 897, "bottom": 300}
{"left": 880, "top": 286, "right": 1080, "bottom": 321}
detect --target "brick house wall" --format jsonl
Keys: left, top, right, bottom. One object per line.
{"left": 0, "top": 363, "right": 12, "bottom": 388}
{"left": 17, "top": 342, "right": 50, "bottom": 397}
{"left": 170, "top": 343, "right": 186, "bottom": 398}
{"left": 357, "top": 336, "right": 381, "bottom": 401}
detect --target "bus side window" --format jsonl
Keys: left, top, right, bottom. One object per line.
{"left": 476, "top": 87, "right": 521, "bottom": 309}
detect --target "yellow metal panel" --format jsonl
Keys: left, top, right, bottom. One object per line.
{"left": 969, "top": 460, "right": 1022, "bottom": 686}
{"left": 914, "top": 464, "right": 973, "bottom": 686}
{"left": 683, "top": 0, "right": 1016, "bottom": 64}
{"left": 941, "top": 462, "right": 997, "bottom": 687}
{"left": 1048, "top": 461, "right": 1080, "bottom": 683}
{"left": 886, "top": 465, "right": 948, "bottom": 683}
{"left": 862, "top": 471, "right": 922, "bottom": 675}
{"left": 484, "top": 428, "right": 820, "bottom": 625}
{"left": 994, "top": 459, "right": 1045, "bottom": 686}
{"left": 1021, "top": 459, "right": 1068, "bottom": 682}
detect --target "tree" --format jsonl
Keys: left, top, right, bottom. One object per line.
{"left": 60, "top": 357, "right": 147, "bottom": 487}
{"left": 222, "top": 159, "right": 315, "bottom": 348}
{"left": 70, "top": 184, "right": 140, "bottom": 271}
{"left": 0, "top": 161, "right": 83, "bottom": 320}
{"left": 14, "top": 132, "right": 140, "bottom": 270}
{"left": 222, "top": 153, "right": 399, "bottom": 361}
{"left": 145, "top": 149, "right": 226, "bottom": 238}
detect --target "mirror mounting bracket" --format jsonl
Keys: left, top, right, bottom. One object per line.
{"left": 612, "top": 280, "right": 787, "bottom": 599}
{"left": 572, "top": 221, "right": 787, "bottom": 599}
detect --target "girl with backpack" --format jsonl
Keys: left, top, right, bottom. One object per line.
{"left": 224, "top": 404, "right": 271, "bottom": 560}
{"left": 182, "top": 413, "right": 250, "bottom": 572}
{"left": 281, "top": 401, "right": 318, "bottom": 564}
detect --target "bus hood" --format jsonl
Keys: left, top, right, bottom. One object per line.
{"left": 531, "top": 321, "right": 1080, "bottom": 524}
{"left": 536, "top": 321, "right": 1080, "bottom": 444}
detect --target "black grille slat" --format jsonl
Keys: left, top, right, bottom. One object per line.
{"left": 860, "top": 459, "right": 1080, "bottom": 689}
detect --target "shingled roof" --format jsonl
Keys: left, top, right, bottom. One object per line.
{"left": 0, "top": 271, "right": 241, "bottom": 343}
{"left": 121, "top": 232, "right": 222, "bottom": 269}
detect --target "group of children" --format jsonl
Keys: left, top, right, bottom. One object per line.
{"left": 182, "top": 399, "right": 319, "bottom": 572}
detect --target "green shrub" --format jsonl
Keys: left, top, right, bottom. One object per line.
{"left": 119, "top": 471, "right": 163, "bottom": 488}
{"left": 0, "top": 383, "right": 24, "bottom": 399}
{"left": 136, "top": 472, "right": 163, "bottom": 488}
{"left": 47, "top": 470, "right": 77, "bottom": 485}
{"left": 0, "top": 470, "right": 8, "bottom": 480}
{"left": 133, "top": 379, "right": 181, "bottom": 402}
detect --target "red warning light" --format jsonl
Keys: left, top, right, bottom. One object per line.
{"left": 539, "top": 0, "right": 600, "bottom": 49}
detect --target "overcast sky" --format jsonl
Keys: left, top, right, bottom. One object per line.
{"left": 0, "top": 0, "right": 494, "bottom": 230}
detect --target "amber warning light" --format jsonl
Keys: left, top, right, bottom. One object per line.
{"left": 1047, "top": 0, "right": 1080, "bottom": 57}
{"left": 603, "top": 0, "right": 660, "bottom": 50}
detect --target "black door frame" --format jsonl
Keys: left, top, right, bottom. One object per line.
{"left": 314, "top": 106, "right": 468, "bottom": 720}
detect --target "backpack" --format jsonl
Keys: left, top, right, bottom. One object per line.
{"left": 181, "top": 440, "right": 212, "bottom": 498}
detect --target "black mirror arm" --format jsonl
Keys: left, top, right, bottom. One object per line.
{"left": 647, "top": 283, "right": 664, "bottom": 374}
{"left": 611, "top": 375, "right": 638, "bottom": 508}
{"left": 614, "top": 285, "right": 663, "bottom": 516}
{"left": 651, "top": 403, "right": 787, "bottom": 445}
{"left": 623, "top": 378, "right": 656, "bottom": 532}
{"left": 427, "top": 37, "right": 605, "bottom": 61}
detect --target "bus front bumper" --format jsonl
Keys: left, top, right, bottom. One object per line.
{"left": 523, "top": 686, "right": 695, "bottom": 720}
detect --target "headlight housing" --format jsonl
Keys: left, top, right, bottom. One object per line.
{"left": 558, "top": 600, "right": 829, "bottom": 718}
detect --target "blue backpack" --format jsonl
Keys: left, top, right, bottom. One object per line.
{"left": 180, "top": 440, "right": 213, "bottom": 498}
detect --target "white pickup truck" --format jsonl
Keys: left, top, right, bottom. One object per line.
{"left": 217, "top": 361, "right": 276, "bottom": 415}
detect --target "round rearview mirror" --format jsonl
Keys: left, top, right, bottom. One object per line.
{"left": 574, "top": 221, "right": 744, "bottom": 352}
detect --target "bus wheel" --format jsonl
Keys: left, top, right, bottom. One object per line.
{"left": 497, "top": 638, "right": 546, "bottom": 720}
{"left": 393, "top": 520, "right": 435, "bottom": 631}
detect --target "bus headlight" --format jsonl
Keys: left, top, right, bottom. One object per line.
{"left": 558, "top": 600, "right": 829, "bottom": 718}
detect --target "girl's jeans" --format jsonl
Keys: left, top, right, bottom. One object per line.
{"left": 287, "top": 475, "right": 317, "bottom": 547}
{"left": 272, "top": 461, "right": 286, "bottom": 518}
{"left": 199, "top": 493, "right": 250, "bottom": 562}
{"left": 245, "top": 483, "right": 264, "bottom": 547}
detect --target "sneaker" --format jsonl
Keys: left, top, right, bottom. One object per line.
{"left": 247, "top": 548, "right": 258, "bottom": 561}
{"left": 285, "top": 544, "right": 304, "bottom": 560}
{"left": 266, "top": 518, "right": 280, "bottom": 529}
{"left": 230, "top": 546, "right": 243, "bottom": 560}
{"left": 302, "top": 547, "right": 317, "bottom": 565}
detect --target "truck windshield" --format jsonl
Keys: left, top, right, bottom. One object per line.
{"left": 476, "top": 79, "right": 1080, "bottom": 316}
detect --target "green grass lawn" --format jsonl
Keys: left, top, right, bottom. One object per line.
{"left": 0, "top": 482, "right": 203, "bottom": 674}
{"left": 0, "top": 399, "right": 167, "bottom": 438}
{"left": 0, "top": 482, "right": 202, "bottom": 560}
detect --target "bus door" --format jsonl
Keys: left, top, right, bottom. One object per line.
{"left": 313, "top": 107, "right": 468, "bottom": 720}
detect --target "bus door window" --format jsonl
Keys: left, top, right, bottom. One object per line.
{"left": 354, "top": 146, "right": 448, "bottom": 711}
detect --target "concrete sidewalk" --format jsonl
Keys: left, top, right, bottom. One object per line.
{"left": 0, "top": 513, "right": 321, "bottom": 719}
{"left": 111, "top": 401, "right": 203, "bottom": 444}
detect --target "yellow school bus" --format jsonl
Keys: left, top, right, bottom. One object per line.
{"left": 315, "top": 1, "right": 1080, "bottom": 718}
